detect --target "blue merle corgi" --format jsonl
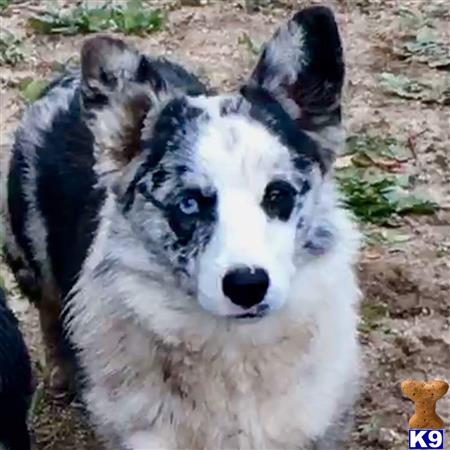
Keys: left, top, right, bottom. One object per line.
{"left": 2, "top": 6, "right": 360, "bottom": 449}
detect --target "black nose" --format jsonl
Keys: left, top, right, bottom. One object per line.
{"left": 222, "top": 267, "right": 269, "bottom": 309}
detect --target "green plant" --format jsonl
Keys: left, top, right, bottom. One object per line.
{"left": 380, "top": 72, "right": 429, "bottom": 99}
{"left": 380, "top": 72, "right": 450, "bottom": 105}
{"left": 336, "top": 135, "right": 438, "bottom": 225}
{"left": 238, "top": 32, "right": 261, "bottom": 56}
{"left": 397, "top": 6, "right": 433, "bottom": 31}
{"left": 436, "top": 240, "right": 450, "bottom": 258}
{"left": 29, "top": 0, "right": 164, "bottom": 36}
{"left": 358, "top": 300, "right": 389, "bottom": 334}
{"left": 345, "top": 135, "right": 411, "bottom": 168}
{"left": 394, "top": 27, "right": 450, "bottom": 69}
{"left": 17, "top": 57, "right": 79, "bottom": 104}
{"left": 0, "top": 0, "right": 12, "bottom": 11}
{"left": 0, "top": 29, "right": 25, "bottom": 66}
{"left": 336, "top": 166, "right": 437, "bottom": 225}
{"left": 18, "top": 78, "right": 49, "bottom": 104}
{"left": 29, "top": 382, "right": 46, "bottom": 419}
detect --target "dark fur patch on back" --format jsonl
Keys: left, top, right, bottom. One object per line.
{"left": 35, "top": 91, "right": 105, "bottom": 298}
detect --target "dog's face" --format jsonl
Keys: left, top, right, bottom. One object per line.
{"left": 81, "top": 7, "right": 345, "bottom": 320}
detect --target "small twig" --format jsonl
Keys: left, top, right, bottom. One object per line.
{"left": 406, "top": 129, "right": 426, "bottom": 160}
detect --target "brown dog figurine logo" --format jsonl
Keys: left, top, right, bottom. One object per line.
{"left": 401, "top": 380, "right": 449, "bottom": 429}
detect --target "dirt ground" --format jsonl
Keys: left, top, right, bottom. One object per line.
{"left": 1, "top": 0, "right": 449, "bottom": 449}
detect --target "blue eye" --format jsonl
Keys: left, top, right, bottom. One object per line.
{"left": 179, "top": 196, "right": 199, "bottom": 216}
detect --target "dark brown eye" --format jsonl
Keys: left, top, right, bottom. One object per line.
{"left": 262, "top": 180, "right": 297, "bottom": 221}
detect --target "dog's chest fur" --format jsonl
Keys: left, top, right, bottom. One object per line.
{"left": 81, "top": 306, "right": 357, "bottom": 450}
{"left": 86, "top": 319, "right": 335, "bottom": 449}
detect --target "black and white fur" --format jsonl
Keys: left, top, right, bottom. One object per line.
{"left": 0, "top": 288, "right": 33, "bottom": 450}
{"left": 2, "top": 7, "right": 361, "bottom": 449}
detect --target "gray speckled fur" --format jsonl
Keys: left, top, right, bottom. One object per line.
{"left": 3, "top": 7, "right": 361, "bottom": 450}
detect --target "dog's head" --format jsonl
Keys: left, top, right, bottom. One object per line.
{"left": 81, "top": 7, "right": 347, "bottom": 322}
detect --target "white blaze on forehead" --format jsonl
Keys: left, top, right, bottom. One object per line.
{"left": 189, "top": 96, "right": 293, "bottom": 195}
{"left": 215, "top": 188, "right": 268, "bottom": 265}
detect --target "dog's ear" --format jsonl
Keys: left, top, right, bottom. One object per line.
{"left": 81, "top": 35, "right": 166, "bottom": 170}
{"left": 244, "top": 7, "right": 345, "bottom": 167}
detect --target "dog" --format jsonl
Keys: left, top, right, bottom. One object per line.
{"left": 2, "top": 6, "right": 361, "bottom": 449}
{"left": 0, "top": 287, "right": 33, "bottom": 450}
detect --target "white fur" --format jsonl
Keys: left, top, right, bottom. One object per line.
{"left": 68, "top": 166, "right": 360, "bottom": 450}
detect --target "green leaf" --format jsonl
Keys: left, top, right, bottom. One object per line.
{"left": 359, "top": 300, "right": 389, "bottom": 334}
{"left": 0, "top": 29, "right": 26, "bottom": 66}
{"left": 28, "top": 0, "right": 164, "bottom": 36}
{"left": 0, "top": 0, "right": 12, "bottom": 10}
{"left": 238, "top": 32, "right": 261, "bottom": 56}
{"left": 345, "top": 135, "right": 411, "bottom": 166}
{"left": 416, "top": 26, "right": 436, "bottom": 44}
{"left": 20, "top": 79, "right": 49, "bottom": 104}
{"left": 336, "top": 136, "right": 439, "bottom": 225}
{"left": 380, "top": 72, "right": 450, "bottom": 104}
{"left": 397, "top": 7, "right": 433, "bottom": 31}
{"left": 395, "top": 193, "right": 438, "bottom": 214}
{"left": 380, "top": 72, "right": 427, "bottom": 99}
{"left": 393, "top": 27, "right": 450, "bottom": 70}
{"left": 123, "top": 12, "right": 138, "bottom": 33}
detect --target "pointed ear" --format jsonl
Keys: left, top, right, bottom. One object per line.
{"left": 80, "top": 35, "right": 166, "bottom": 170}
{"left": 245, "top": 6, "right": 345, "bottom": 164}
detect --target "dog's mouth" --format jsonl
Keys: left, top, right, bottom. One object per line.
{"left": 234, "top": 313, "right": 264, "bottom": 320}
{"left": 232, "top": 304, "right": 270, "bottom": 320}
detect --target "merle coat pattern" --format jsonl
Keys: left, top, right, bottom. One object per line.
{"left": 2, "top": 7, "right": 361, "bottom": 450}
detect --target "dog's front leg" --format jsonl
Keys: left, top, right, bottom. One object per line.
{"left": 125, "top": 431, "right": 174, "bottom": 450}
